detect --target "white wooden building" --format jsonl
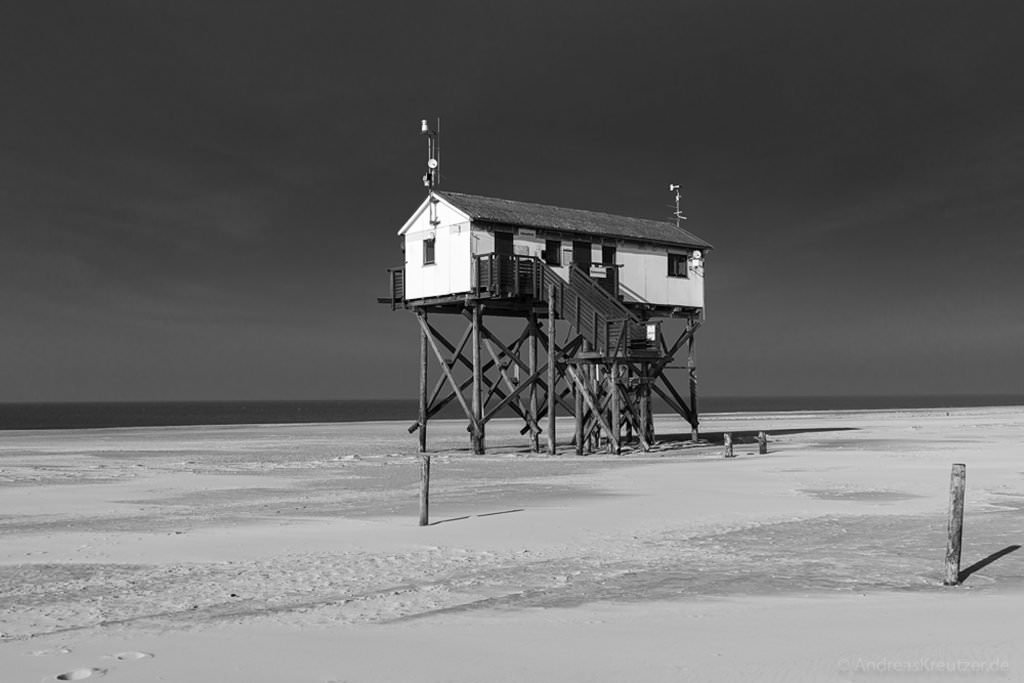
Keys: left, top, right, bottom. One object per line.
{"left": 396, "top": 191, "right": 711, "bottom": 314}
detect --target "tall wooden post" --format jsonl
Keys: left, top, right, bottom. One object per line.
{"left": 638, "top": 368, "right": 649, "bottom": 450}
{"left": 624, "top": 365, "right": 634, "bottom": 445}
{"left": 757, "top": 431, "right": 768, "bottom": 455}
{"left": 723, "top": 432, "right": 734, "bottom": 458}
{"left": 609, "top": 365, "right": 621, "bottom": 455}
{"left": 528, "top": 313, "right": 540, "bottom": 453}
{"left": 418, "top": 454, "right": 430, "bottom": 526}
{"left": 643, "top": 362, "right": 655, "bottom": 445}
{"left": 688, "top": 325, "right": 698, "bottom": 442}
{"left": 944, "top": 463, "right": 966, "bottom": 585}
{"left": 591, "top": 363, "right": 602, "bottom": 452}
{"left": 547, "top": 285, "right": 557, "bottom": 455}
{"left": 574, "top": 366, "right": 585, "bottom": 455}
{"left": 471, "top": 304, "right": 485, "bottom": 454}
{"left": 418, "top": 310, "right": 428, "bottom": 453}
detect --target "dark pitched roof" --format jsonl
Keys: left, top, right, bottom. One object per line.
{"left": 436, "top": 191, "right": 712, "bottom": 250}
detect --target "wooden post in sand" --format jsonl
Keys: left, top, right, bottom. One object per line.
{"left": 471, "top": 304, "right": 485, "bottom": 454}
{"left": 944, "top": 463, "right": 966, "bottom": 585}
{"left": 418, "top": 454, "right": 431, "bottom": 527}
{"left": 546, "top": 284, "right": 557, "bottom": 455}
{"left": 723, "top": 432, "right": 734, "bottom": 458}
{"left": 757, "top": 431, "right": 768, "bottom": 455}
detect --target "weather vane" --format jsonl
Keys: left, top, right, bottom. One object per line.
{"left": 669, "top": 183, "right": 687, "bottom": 229}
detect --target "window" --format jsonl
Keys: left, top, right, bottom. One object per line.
{"left": 572, "top": 240, "right": 592, "bottom": 268}
{"left": 667, "top": 252, "right": 689, "bottom": 278}
{"left": 543, "top": 239, "right": 562, "bottom": 266}
{"left": 423, "top": 237, "right": 436, "bottom": 265}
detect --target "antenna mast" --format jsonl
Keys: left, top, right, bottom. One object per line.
{"left": 669, "top": 183, "right": 687, "bottom": 229}
{"left": 421, "top": 118, "right": 440, "bottom": 192}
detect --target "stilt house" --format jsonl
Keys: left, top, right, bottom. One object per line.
{"left": 383, "top": 188, "right": 712, "bottom": 455}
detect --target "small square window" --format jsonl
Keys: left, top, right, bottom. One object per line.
{"left": 423, "top": 237, "right": 436, "bottom": 265}
{"left": 667, "top": 252, "right": 689, "bottom": 278}
{"left": 543, "top": 240, "right": 561, "bottom": 266}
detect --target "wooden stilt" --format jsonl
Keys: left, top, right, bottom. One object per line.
{"left": 528, "top": 313, "right": 540, "bottom": 452}
{"left": 757, "top": 431, "right": 768, "bottom": 454}
{"left": 638, "top": 363, "right": 651, "bottom": 446}
{"left": 609, "top": 365, "right": 621, "bottom": 455}
{"left": 547, "top": 285, "right": 557, "bottom": 455}
{"left": 574, "top": 364, "right": 585, "bottom": 455}
{"left": 688, "top": 323, "right": 699, "bottom": 441}
{"left": 723, "top": 432, "right": 734, "bottom": 458}
{"left": 418, "top": 311, "right": 428, "bottom": 453}
{"left": 471, "top": 304, "right": 485, "bottom": 454}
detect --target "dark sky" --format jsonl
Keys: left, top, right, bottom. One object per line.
{"left": 2, "top": 1, "right": 1022, "bottom": 402}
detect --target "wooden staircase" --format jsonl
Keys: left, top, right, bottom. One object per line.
{"left": 474, "top": 254, "right": 653, "bottom": 357}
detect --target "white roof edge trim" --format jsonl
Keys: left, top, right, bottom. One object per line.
{"left": 397, "top": 192, "right": 472, "bottom": 235}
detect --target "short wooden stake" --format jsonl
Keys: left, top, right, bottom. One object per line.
{"left": 723, "top": 432, "right": 734, "bottom": 458}
{"left": 418, "top": 454, "right": 431, "bottom": 527}
{"left": 944, "top": 463, "right": 966, "bottom": 585}
{"left": 757, "top": 431, "right": 768, "bottom": 455}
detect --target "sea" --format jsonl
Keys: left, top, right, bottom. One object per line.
{"left": 1, "top": 395, "right": 1023, "bottom": 431}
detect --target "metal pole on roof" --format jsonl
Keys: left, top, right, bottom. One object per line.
{"left": 669, "top": 183, "right": 687, "bottom": 229}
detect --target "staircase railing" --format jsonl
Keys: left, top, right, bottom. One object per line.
{"left": 474, "top": 254, "right": 655, "bottom": 356}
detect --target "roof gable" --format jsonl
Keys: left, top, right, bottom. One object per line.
{"left": 397, "top": 194, "right": 471, "bottom": 235}
{"left": 435, "top": 191, "right": 712, "bottom": 249}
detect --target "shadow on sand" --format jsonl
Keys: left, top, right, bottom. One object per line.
{"left": 659, "top": 427, "right": 858, "bottom": 446}
{"left": 959, "top": 544, "right": 1021, "bottom": 583}
{"left": 430, "top": 509, "right": 525, "bottom": 526}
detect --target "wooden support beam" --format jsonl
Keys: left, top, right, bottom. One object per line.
{"left": 410, "top": 322, "right": 522, "bottom": 433}
{"left": 416, "top": 313, "right": 480, "bottom": 439}
{"left": 688, "top": 323, "right": 699, "bottom": 441}
{"left": 418, "top": 310, "right": 428, "bottom": 453}
{"left": 564, "top": 364, "right": 619, "bottom": 453}
{"left": 649, "top": 381, "right": 689, "bottom": 424}
{"left": 529, "top": 313, "right": 540, "bottom": 452}
{"left": 471, "top": 304, "right": 485, "bottom": 454}
{"left": 609, "top": 368, "right": 621, "bottom": 455}
{"left": 483, "top": 365, "right": 548, "bottom": 421}
{"left": 481, "top": 338, "right": 543, "bottom": 433}
{"left": 574, "top": 372, "right": 585, "bottom": 455}
{"left": 618, "top": 391, "right": 651, "bottom": 452}
{"left": 651, "top": 321, "right": 701, "bottom": 376}
{"left": 547, "top": 284, "right": 557, "bottom": 455}
{"left": 650, "top": 372, "right": 694, "bottom": 424}
{"left": 425, "top": 324, "right": 472, "bottom": 419}
{"left": 408, "top": 323, "right": 473, "bottom": 433}
{"left": 638, "top": 365, "right": 651, "bottom": 447}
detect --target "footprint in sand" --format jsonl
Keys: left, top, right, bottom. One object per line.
{"left": 109, "top": 652, "right": 153, "bottom": 662}
{"left": 30, "top": 647, "right": 72, "bottom": 656}
{"left": 52, "top": 668, "right": 106, "bottom": 681}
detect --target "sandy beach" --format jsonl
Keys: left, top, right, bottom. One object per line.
{"left": 2, "top": 406, "right": 1023, "bottom": 681}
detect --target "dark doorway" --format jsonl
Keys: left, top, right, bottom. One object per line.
{"left": 494, "top": 231, "right": 514, "bottom": 256}
{"left": 572, "top": 240, "right": 592, "bottom": 268}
